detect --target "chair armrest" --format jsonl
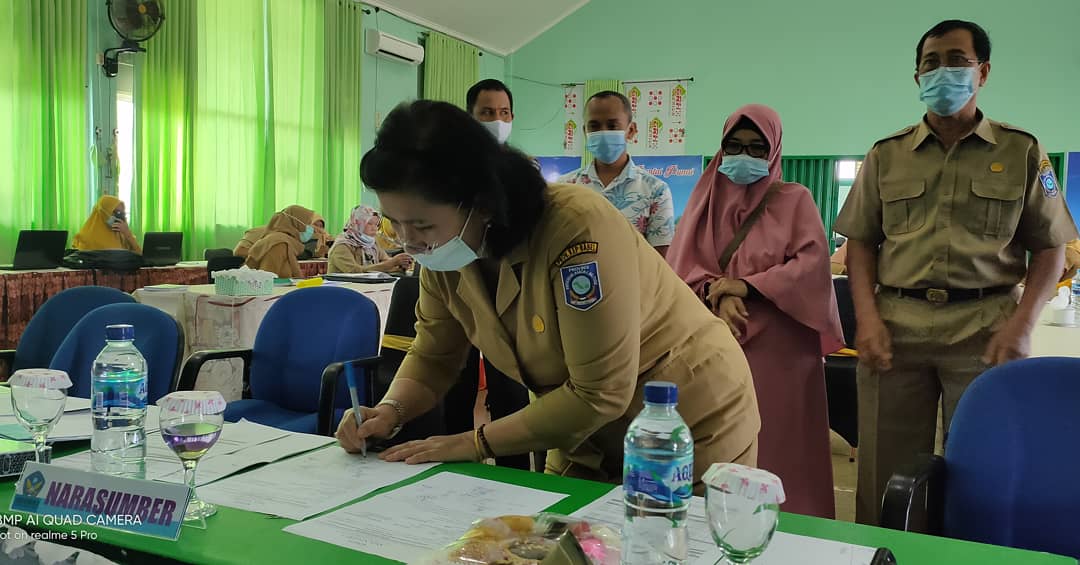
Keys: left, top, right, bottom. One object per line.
{"left": 318, "top": 356, "right": 381, "bottom": 437}
{"left": 0, "top": 350, "right": 14, "bottom": 366}
{"left": 178, "top": 349, "right": 253, "bottom": 392}
{"left": 880, "top": 453, "right": 945, "bottom": 534}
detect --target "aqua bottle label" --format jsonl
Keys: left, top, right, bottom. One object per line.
{"left": 93, "top": 379, "right": 148, "bottom": 410}
{"left": 624, "top": 454, "right": 693, "bottom": 505}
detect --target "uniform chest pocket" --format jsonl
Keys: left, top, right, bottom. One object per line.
{"left": 881, "top": 180, "right": 927, "bottom": 236}
{"left": 969, "top": 180, "right": 1024, "bottom": 239}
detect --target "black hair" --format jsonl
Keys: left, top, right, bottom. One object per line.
{"left": 466, "top": 79, "right": 514, "bottom": 115}
{"left": 586, "top": 90, "right": 633, "bottom": 121}
{"left": 359, "top": 100, "right": 547, "bottom": 259}
{"left": 916, "top": 20, "right": 991, "bottom": 66}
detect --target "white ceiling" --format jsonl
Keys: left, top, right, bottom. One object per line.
{"left": 362, "top": 0, "right": 590, "bottom": 56}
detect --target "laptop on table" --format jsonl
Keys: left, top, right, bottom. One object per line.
{"left": 0, "top": 230, "right": 68, "bottom": 270}
{"left": 142, "top": 232, "right": 183, "bottom": 267}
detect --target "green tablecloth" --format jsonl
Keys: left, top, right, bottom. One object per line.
{"left": 1, "top": 461, "right": 1074, "bottom": 564}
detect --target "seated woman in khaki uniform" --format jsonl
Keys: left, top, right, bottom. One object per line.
{"left": 327, "top": 205, "right": 413, "bottom": 274}
{"left": 243, "top": 205, "right": 316, "bottom": 278}
{"left": 335, "top": 101, "right": 760, "bottom": 489}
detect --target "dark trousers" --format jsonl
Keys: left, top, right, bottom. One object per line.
{"left": 444, "top": 348, "right": 531, "bottom": 470}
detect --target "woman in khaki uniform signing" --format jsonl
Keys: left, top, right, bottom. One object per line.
{"left": 336, "top": 101, "right": 760, "bottom": 488}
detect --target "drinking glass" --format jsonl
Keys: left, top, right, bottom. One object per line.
{"left": 157, "top": 391, "right": 226, "bottom": 526}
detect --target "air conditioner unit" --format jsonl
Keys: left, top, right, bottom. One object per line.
{"left": 365, "top": 29, "right": 424, "bottom": 66}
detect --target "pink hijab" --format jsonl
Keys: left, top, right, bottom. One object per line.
{"left": 667, "top": 104, "right": 843, "bottom": 355}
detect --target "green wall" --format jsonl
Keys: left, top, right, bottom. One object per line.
{"left": 508, "top": 0, "right": 1080, "bottom": 158}
{"left": 360, "top": 7, "right": 505, "bottom": 200}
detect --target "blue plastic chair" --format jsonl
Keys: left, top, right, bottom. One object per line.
{"left": 0, "top": 287, "right": 135, "bottom": 372}
{"left": 49, "top": 303, "right": 185, "bottom": 403}
{"left": 179, "top": 286, "right": 380, "bottom": 434}
{"left": 882, "top": 357, "right": 1080, "bottom": 559}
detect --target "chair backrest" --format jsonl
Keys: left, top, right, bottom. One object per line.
{"left": 12, "top": 287, "right": 136, "bottom": 372}
{"left": 203, "top": 248, "right": 234, "bottom": 260}
{"left": 384, "top": 277, "right": 419, "bottom": 340}
{"left": 206, "top": 256, "right": 245, "bottom": 283}
{"left": 943, "top": 357, "right": 1080, "bottom": 559}
{"left": 49, "top": 303, "right": 185, "bottom": 403}
{"left": 249, "top": 286, "right": 380, "bottom": 413}
{"left": 832, "top": 276, "right": 856, "bottom": 347}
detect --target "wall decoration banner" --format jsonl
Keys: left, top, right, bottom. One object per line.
{"left": 625, "top": 80, "right": 688, "bottom": 156}
{"left": 562, "top": 85, "right": 584, "bottom": 156}
{"left": 631, "top": 155, "right": 703, "bottom": 219}
{"left": 536, "top": 156, "right": 583, "bottom": 183}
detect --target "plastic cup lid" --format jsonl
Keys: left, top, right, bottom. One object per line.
{"left": 8, "top": 369, "right": 72, "bottom": 390}
{"left": 703, "top": 462, "right": 786, "bottom": 505}
{"left": 157, "top": 391, "right": 226, "bottom": 415}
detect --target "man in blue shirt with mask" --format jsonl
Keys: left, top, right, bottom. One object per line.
{"left": 560, "top": 91, "right": 675, "bottom": 257}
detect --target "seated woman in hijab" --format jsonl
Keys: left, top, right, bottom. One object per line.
{"left": 300, "top": 214, "right": 332, "bottom": 259}
{"left": 328, "top": 205, "right": 413, "bottom": 274}
{"left": 243, "top": 205, "right": 317, "bottom": 278}
{"left": 73, "top": 195, "right": 142, "bottom": 254}
{"left": 233, "top": 226, "right": 266, "bottom": 258}
{"left": 667, "top": 104, "right": 844, "bottom": 518}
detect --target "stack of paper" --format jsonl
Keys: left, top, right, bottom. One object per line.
{"left": 283, "top": 472, "right": 569, "bottom": 562}
{"left": 198, "top": 446, "right": 438, "bottom": 520}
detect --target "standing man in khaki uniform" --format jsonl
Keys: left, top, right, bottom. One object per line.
{"left": 835, "top": 20, "right": 1078, "bottom": 525}
{"left": 335, "top": 100, "right": 761, "bottom": 491}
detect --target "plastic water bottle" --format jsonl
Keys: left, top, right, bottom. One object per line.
{"left": 90, "top": 324, "right": 148, "bottom": 478}
{"left": 1072, "top": 278, "right": 1080, "bottom": 324}
{"left": 622, "top": 381, "right": 693, "bottom": 565}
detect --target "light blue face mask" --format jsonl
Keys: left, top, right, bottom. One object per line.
{"left": 586, "top": 130, "right": 628, "bottom": 164}
{"left": 299, "top": 225, "right": 315, "bottom": 243}
{"left": 411, "top": 208, "right": 482, "bottom": 272}
{"left": 919, "top": 66, "right": 977, "bottom": 117}
{"left": 718, "top": 154, "right": 770, "bottom": 185}
{"left": 357, "top": 234, "right": 375, "bottom": 247}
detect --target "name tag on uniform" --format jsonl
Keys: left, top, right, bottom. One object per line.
{"left": 10, "top": 463, "right": 192, "bottom": 540}
{"left": 561, "top": 262, "right": 603, "bottom": 311}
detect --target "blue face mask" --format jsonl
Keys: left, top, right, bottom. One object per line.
{"left": 357, "top": 234, "right": 375, "bottom": 247}
{"left": 411, "top": 208, "right": 481, "bottom": 272}
{"left": 919, "top": 67, "right": 977, "bottom": 117}
{"left": 586, "top": 130, "right": 628, "bottom": 164}
{"left": 718, "top": 154, "right": 770, "bottom": 185}
{"left": 299, "top": 225, "right": 315, "bottom": 243}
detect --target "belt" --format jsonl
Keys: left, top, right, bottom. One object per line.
{"left": 880, "top": 285, "right": 1013, "bottom": 305}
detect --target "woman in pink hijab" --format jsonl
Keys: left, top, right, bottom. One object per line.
{"left": 667, "top": 104, "right": 844, "bottom": 518}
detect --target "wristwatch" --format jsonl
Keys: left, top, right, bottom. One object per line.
{"left": 376, "top": 398, "right": 405, "bottom": 439}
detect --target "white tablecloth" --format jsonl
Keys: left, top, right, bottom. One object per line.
{"left": 1032, "top": 305, "right": 1080, "bottom": 358}
{"left": 134, "top": 282, "right": 395, "bottom": 401}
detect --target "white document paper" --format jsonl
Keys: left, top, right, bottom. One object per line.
{"left": 283, "top": 472, "right": 569, "bottom": 563}
{"left": 571, "top": 487, "right": 877, "bottom": 565}
{"left": 52, "top": 420, "right": 329, "bottom": 485}
{"left": 198, "top": 446, "right": 438, "bottom": 520}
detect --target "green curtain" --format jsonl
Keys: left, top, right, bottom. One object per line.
{"left": 192, "top": 0, "right": 272, "bottom": 257}
{"left": 422, "top": 32, "right": 478, "bottom": 109}
{"left": 782, "top": 157, "right": 840, "bottom": 251}
{"left": 582, "top": 79, "right": 624, "bottom": 163}
{"left": 0, "top": 0, "right": 89, "bottom": 254}
{"left": 323, "top": 0, "right": 363, "bottom": 232}
{"left": 135, "top": 0, "right": 195, "bottom": 257}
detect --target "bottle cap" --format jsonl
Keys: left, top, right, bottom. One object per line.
{"left": 105, "top": 324, "right": 134, "bottom": 341}
{"left": 644, "top": 381, "right": 678, "bottom": 404}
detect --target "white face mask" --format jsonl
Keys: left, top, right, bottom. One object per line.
{"left": 480, "top": 119, "right": 513, "bottom": 144}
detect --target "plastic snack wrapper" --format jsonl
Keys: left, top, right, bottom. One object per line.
{"left": 414, "top": 513, "right": 620, "bottom": 565}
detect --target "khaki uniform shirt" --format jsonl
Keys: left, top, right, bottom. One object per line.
{"left": 399, "top": 183, "right": 759, "bottom": 477}
{"left": 835, "top": 113, "right": 1078, "bottom": 289}
{"left": 327, "top": 242, "right": 390, "bottom": 274}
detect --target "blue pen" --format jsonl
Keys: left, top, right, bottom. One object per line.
{"left": 344, "top": 362, "right": 366, "bottom": 457}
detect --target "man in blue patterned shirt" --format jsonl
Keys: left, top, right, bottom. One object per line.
{"left": 559, "top": 91, "right": 675, "bottom": 256}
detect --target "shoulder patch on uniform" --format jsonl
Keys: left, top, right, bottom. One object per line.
{"left": 561, "top": 261, "right": 603, "bottom": 311}
{"left": 1038, "top": 159, "right": 1059, "bottom": 198}
{"left": 553, "top": 241, "right": 599, "bottom": 268}
{"left": 873, "top": 125, "right": 916, "bottom": 146}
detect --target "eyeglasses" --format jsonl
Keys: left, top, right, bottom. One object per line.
{"left": 722, "top": 140, "right": 769, "bottom": 159}
{"left": 919, "top": 55, "right": 982, "bottom": 73}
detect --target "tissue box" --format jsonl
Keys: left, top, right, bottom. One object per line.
{"left": 212, "top": 268, "right": 275, "bottom": 296}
